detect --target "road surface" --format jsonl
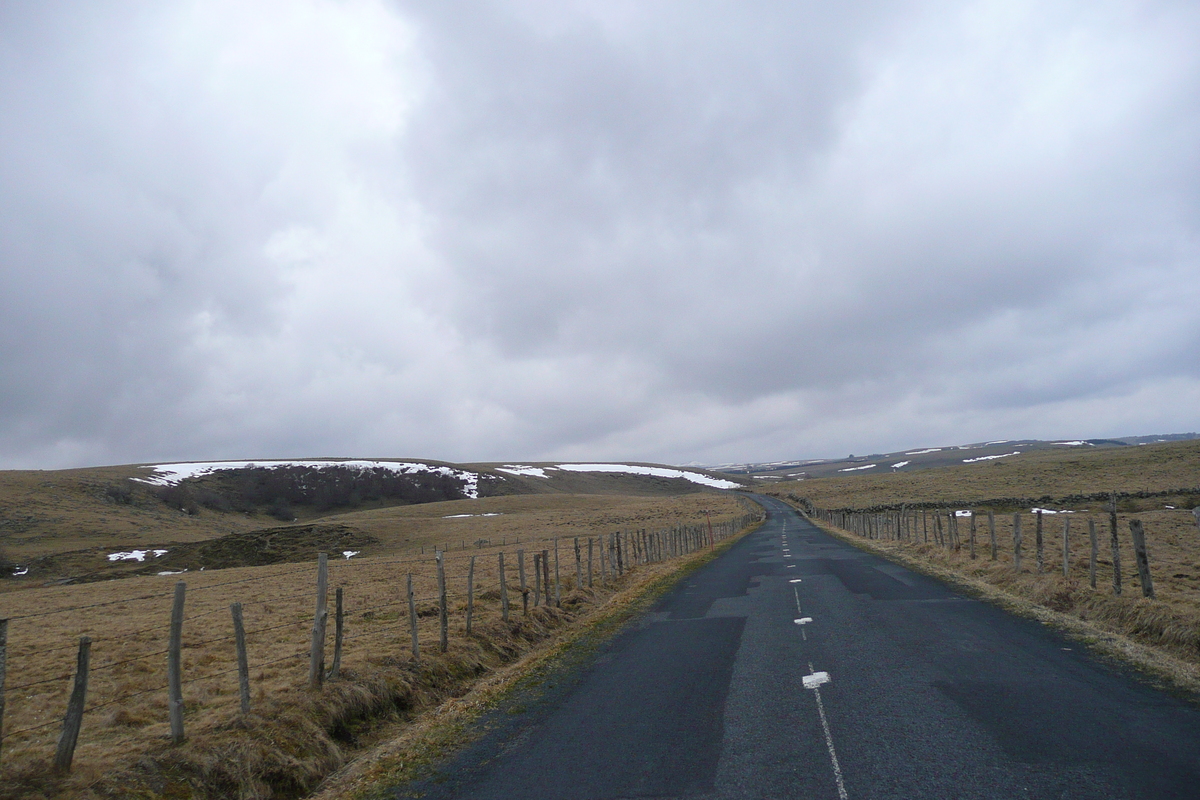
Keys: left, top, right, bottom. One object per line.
{"left": 393, "top": 494, "right": 1200, "bottom": 799}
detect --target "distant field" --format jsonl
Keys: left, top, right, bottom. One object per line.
{"left": 769, "top": 438, "right": 1200, "bottom": 510}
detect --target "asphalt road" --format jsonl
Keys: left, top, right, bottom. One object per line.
{"left": 395, "top": 494, "right": 1200, "bottom": 799}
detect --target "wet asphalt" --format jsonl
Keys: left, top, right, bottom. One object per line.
{"left": 392, "top": 494, "right": 1200, "bottom": 799}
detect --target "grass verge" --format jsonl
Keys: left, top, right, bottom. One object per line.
{"left": 309, "top": 518, "right": 763, "bottom": 800}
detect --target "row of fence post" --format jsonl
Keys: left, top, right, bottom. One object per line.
{"left": 5, "top": 513, "right": 760, "bottom": 773}
{"left": 810, "top": 496, "right": 1155, "bottom": 599}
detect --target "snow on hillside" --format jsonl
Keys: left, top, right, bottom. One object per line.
{"left": 135, "top": 460, "right": 481, "bottom": 498}
{"left": 551, "top": 463, "right": 741, "bottom": 489}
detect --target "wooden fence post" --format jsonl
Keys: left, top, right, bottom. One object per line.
{"left": 1012, "top": 514, "right": 1022, "bottom": 571}
{"left": 1129, "top": 520, "right": 1155, "bottom": 599}
{"left": 308, "top": 554, "right": 329, "bottom": 689}
{"left": 988, "top": 510, "right": 997, "bottom": 560}
{"left": 574, "top": 537, "right": 582, "bottom": 589}
{"left": 1035, "top": 510, "right": 1044, "bottom": 573}
{"left": 168, "top": 580, "right": 187, "bottom": 741}
{"left": 53, "top": 636, "right": 90, "bottom": 774}
{"left": 1061, "top": 518, "right": 1071, "bottom": 580}
{"left": 499, "top": 553, "right": 510, "bottom": 622}
{"left": 968, "top": 512, "right": 977, "bottom": 559}
{"left": 518, "top": 549, "right": 528, "bottom": 615}
{"left": 1109, "top": 494, "right": 1122, "bottom": 596}
{"left": 407, "top": 573, "right": 419, "bottom": 661}
{"left": 0, "top": 618, "right": 7, "bottom": 765}
{"left": 532, "top": 554, "right": 541, "bottom": 608}
{"left": 545, "top": 548, "right": 554, "bottom": 607}
{"left": 553, "top": 540, "right": 561, "bottom": 607}
{"left": 587, "top": 537, "right": 594, "bottom": 588}
{"left": 466, "top": 556, "right": 476, "bottom": 635}
{"left": 436, "top": 551, "right": 448, "bottom": 653}
{"left": 329, "top": 587, "right": 344, "bottom": 680}
{"left": 230, "top": 603, "right": 251, "bottom": 713}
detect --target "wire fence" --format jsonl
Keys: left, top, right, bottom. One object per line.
{"left": 0, "top": 506, "right": 764, "bottom": 777}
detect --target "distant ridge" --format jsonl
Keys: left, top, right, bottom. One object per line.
{"left": 712, "top": 433, "right": 1200, "bottom": 480}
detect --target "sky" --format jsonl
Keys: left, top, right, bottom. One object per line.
{"left": 1, "top": 0, "right": 1198, "bottom": 470}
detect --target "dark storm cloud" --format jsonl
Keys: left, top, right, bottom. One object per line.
{"left": 0, "top": 0, "right": 1197, "bottom": 469}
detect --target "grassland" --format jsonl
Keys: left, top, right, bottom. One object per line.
{"left": 0, "top": 469, "right": 758, "bottom": 800}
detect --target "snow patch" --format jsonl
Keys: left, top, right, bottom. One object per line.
{"left": 1052, "top": 441, "right": 1088, "bottom": 446}
{"left": 1030, "top": 507, "right": 1074, "bottom": 515}
{"left": 837, "top": 464, "right": 876, "bottom": 472}
{"left": 14, "top": 566, "right": 28, "bottom": 576}
{"left": 443, "top": 513, "right": 502, "bottom": 519}
{"left": 342, "top": 551, "right": 360, "bottom": 559}
{"left": 955, "top": 510, "right": 973, "bottom": 517}
{"left": 135, "top": 460, "right": 481, "bottom": 499}
{"left": 108, "top": 549, "right": 168, "bottom": 562}
{"left": 552, "top": 464, "right": 741, "bottom": 489}
{"left": 963, "top": 451, "right": 1020, "bottom": 463}
{"left": 496, "top": 465, "right": 551, "bottom": 478}
{"left": 891, "top": 461, "right": 911, "bottom": 469}
{"left": 905, "top": 448, "right": 942, "bottom": 455}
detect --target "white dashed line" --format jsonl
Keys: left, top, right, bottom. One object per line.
{"left": 805, "top": 662, "right": 849, "bottom": 800}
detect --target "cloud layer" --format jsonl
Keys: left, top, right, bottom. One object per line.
{"left": 1, "top": 0, "right": 1197, "bottom": 469}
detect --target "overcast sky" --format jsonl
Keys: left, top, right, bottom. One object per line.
{"left": 1, "top": 0, "right": 1198, "bottom": 470}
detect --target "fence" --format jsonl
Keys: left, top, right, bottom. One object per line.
{"left": 799, "top": 494, "right": 1160, "bottom": 598}
{"left": 0, "top": 508, "right": 762, "bottom": 777}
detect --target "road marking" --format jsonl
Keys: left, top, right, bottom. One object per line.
{"left": 786, "top": 564, "right": 796, "bottom": 568}
{"left": 789, "top": 578, "right": 802, "bottom": 583}
{"left": 805, "top": 663, "right": 849, "bottom": 800}
{"left": 794, "top": 617, "right": 813, "bottom": 626}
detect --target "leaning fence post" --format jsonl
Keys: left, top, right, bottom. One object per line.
{"left": 1109, "top": 494, "right": 1122, "bottom": 596}
{"left": 499, "top": 553, "right": 510, "bottom": 622}
{"left": 230, "top": 603, "right": 251, "bottom": 713}
{"left": 1129, "top": 520, "right": 1155, "bottom": 599}
{"left": 466, "top": 556, "right": 476, "bottom": 635}
{"left": 1012, "top": 513, "right": 1023, "bottom": 571}
{"left": 53, "top": 636, "right": 90, "bottom": 774}
{"left": 436, "top": 550, "right": 448, "bottom": 653}
{"left": 0, "top": 618, "right": 7, "bottom": 765}
{"left": 168, "top": 580, "right": 186, "bottom": 742}
{"left": 329, "top": 587, "right": 344, "bottom": 680}
{"left": 308, "top": 554, "right": 329, "bottom": 689}
{"left": 407, "top": 573, "right": 419, "bottom": 661}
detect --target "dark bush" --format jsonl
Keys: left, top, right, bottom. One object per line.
{"left": 105, "top": 483, "right": 133, "bottom": 504}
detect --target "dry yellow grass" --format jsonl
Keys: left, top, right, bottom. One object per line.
{"left": 0, "top": 491, "right": 757, "bottom": 799}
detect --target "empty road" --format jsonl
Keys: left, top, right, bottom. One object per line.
{"left": 393, "top": 494, "right": 1200, "bottom": 799}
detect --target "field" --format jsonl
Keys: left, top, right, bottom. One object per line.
{"left": 760, "top": 439, "right": 1200, "bottom": 689}
{"left": 0, "top": 462, "right": 758, "bottom": 799}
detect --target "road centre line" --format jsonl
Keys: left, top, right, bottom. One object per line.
{"left": 805, "top": 662, "right": 849, "bottom": 800}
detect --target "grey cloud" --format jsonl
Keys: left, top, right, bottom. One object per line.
{"left": 0, "top": 0, "right": 1197, "bottom": 468}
